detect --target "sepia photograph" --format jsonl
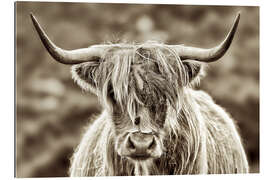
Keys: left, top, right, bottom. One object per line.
{"left": 15, "top": 1, "right": 259, "bottom": 178}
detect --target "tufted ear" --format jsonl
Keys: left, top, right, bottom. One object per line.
{"left": 71, "top": 62, "right": 100, "bottom": 94}
{"left": 182, "top": 60, "right": 204, "bottom": 83}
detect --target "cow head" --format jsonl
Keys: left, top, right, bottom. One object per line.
{"left": 30, "top": 13, "right": 240, "bottom": 164}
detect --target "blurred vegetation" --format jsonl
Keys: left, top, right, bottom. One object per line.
{"left": 15, "top": 2, "right": 259, "bottom": 177}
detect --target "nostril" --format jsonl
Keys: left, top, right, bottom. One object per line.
{"left": 127, "top": 136, "right": 135, "bottom": 149}
{"left": 134, "top": 117, "right": 140, "bottom": 125}
{"left": 148, "top": 138, "right": 156, "bottom": 150}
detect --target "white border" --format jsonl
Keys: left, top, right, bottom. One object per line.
{"left": 1, "top": 0, "right": 15, "bottom": 179}
{"left": 2, "top": 0, "right": 268, "bottom": 179}
{"left": 13, "top": 0, "right": 260, "bottom": 6}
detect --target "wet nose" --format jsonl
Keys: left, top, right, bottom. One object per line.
{"left": 126, "top": 132, "right": 156, "bottom": 155}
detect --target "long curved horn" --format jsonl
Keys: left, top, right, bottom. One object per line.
{"left": 30, "top": 13, "right": 103, "bottom": 64}
{"left": 173, "top": 13, "right": 240, "bottom": 62}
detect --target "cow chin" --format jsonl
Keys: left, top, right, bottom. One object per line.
{"left": 115, "top": 132, "right": 163, "bottom": 163}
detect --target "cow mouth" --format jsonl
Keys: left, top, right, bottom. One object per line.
{"left": 128, "top": 154, "right": 151, "bottom": 161}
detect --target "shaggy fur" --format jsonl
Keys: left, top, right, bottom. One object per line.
{"left": 69, "top": 42, "right": 249, "bottom": 176}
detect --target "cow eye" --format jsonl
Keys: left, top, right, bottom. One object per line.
{"left": 108, "top": 89, "right": 117, "bottom": 104}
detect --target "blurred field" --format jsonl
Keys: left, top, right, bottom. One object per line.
{"left": 15, "top": 2, "right": 259, "bottom": 177}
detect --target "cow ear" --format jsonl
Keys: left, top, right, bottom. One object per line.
{"left": 71, "top": 63, "right": 99, "bottom": 94}
{"left": 182, "top": 60, "right": 204, "bottom": 82}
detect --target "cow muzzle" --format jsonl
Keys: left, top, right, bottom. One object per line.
{"left": 121, "top": 132, "right": 162, "bottom": 161}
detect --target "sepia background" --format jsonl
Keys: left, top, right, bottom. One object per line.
{"left": 15, "top": 2, "right": 259, "bottom": 177}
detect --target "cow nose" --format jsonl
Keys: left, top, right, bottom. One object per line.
{"left": 126, "top": 132, "right": 156, "bottom": 155}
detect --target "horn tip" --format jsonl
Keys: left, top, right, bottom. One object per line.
{"left": 30, "top": 12, "right": 34, "bottom": 18}
{"left": 29, "top": 12, "right": 36, "bottom": 22}
{"left": 237, "top": 11, "right": 241, "bottom": 16}
{"left": 231, "top": 12, "right": 240, "bottom": 30}
{"left": 236, "top": 12, "right": 241, "bottom": 21}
